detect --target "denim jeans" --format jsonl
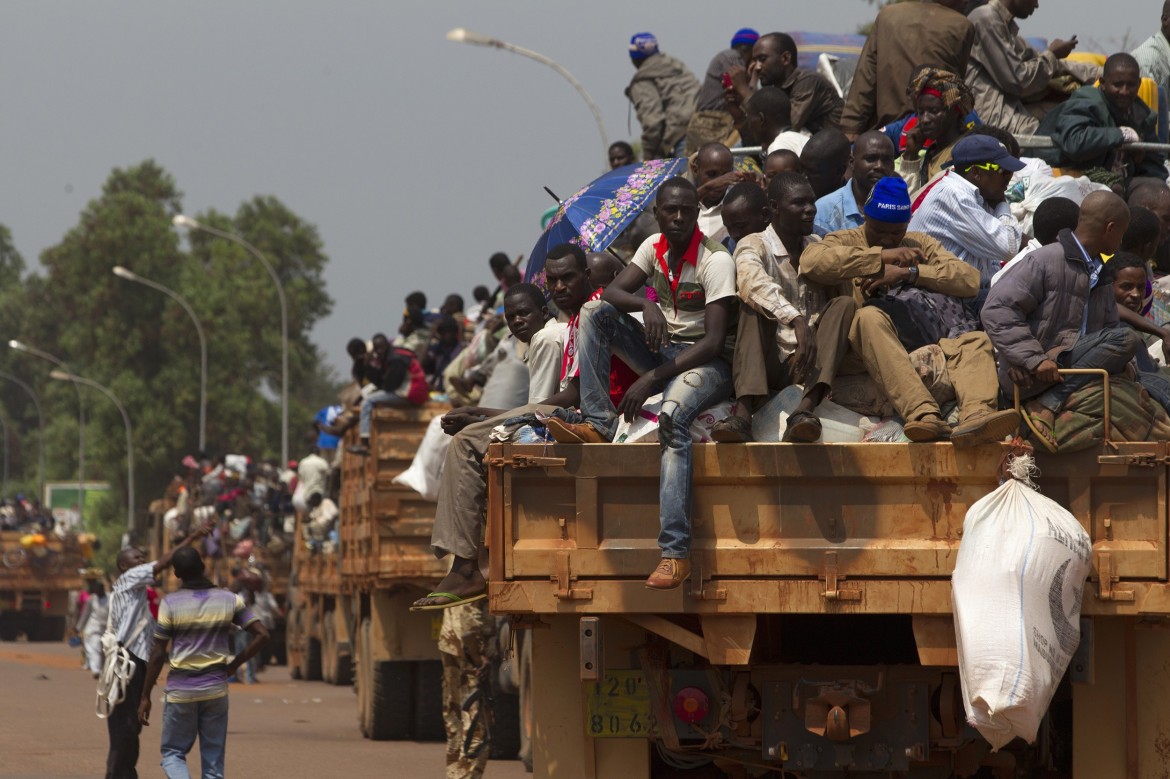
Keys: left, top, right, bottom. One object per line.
{"left": 1035, "top": 326, "right": 1142, "bottom": 413}
{"left": 578, "top": 300, "right": 733, "bottom": 558}
{"left": 160, "top": 696, "right": 230, "bottom": 779}
{"left": 359, "top": 390, "right": 412, "bottom": 437}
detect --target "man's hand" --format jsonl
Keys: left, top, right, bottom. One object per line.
{"left": 440, "top": 408, "right": 483, "bottom": 436}
{"left": 1035, "top": 359, "right": 1062, "bottom": 384}
{"left": 224, "top": 657, "right": 241, "bottom": 678}
{"left": 138, "top": 696, "right": 152, "bottom": 727}
{"left": 880, "top": 247, "right": 922, "bottom": 268}
{"left": 1008, "top": 364, "right": 1034, "bottom": 388}
{"left": 790, "top": 316, "right": 817, "bottom": 383}
{"left": 903, "top": 124, "right": 925, "bottom": 159}
{"left": 1048, "top": 36, "right": 1078, "bottom": 59}
{"left": 617, "top": 374, "right": 660, "bottom": 423}
{"left": 642, "top": 301, "right": 670, "bottom": 353}
{"left": 1160, "top": 335, "right": 1170, "bottom": 364}
{"left": 726, "top": 65, "right": 752, "bottom": 101}
{"left": 861, "top": 264, "right": 910, "bottom": 296}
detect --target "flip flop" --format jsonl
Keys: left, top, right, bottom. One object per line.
{"left": 1023, "top": 412, "right": 1059, "bottom": 454}
{"left": 409, "top": 591, "right": 487, "bottom": 612}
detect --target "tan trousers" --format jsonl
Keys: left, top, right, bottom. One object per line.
{"left": 431, "top": 403, "right": 558, "bottom": 560}
{"left": 731, "top": 297, "right": 857, "bottom": 407}
{"left": 441, "top": 603, "right": 489, "bottom": 779}
{"left": 846, "top": 305, "right": 999, "bottom": 423}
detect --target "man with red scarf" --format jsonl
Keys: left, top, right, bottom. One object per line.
{"left": 548, "top": 177, "right": 737, "bottom": 590}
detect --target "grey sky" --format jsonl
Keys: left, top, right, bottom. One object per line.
{"left": 0, "top": 1, "right": 1154, "bottom": 375}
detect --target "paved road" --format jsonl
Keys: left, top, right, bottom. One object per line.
{"left": 0, "top": 641, "right": 528, "bottom": 779}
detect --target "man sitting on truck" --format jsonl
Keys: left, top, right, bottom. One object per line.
{"left": 801, "top": 176, "right": 1020, "bottom": 445}
{"left": 410, "top": 249, "right": 592, "bottom": 610}
{"left": 546, "top": 177, "right": 738, "bottom": 590}
{"left": 982, "top": 190, "right": 1143, "bottom": 452}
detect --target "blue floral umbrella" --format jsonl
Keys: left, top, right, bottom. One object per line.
{"left": 524, "top": 157, "right": 688, "bottom": 291}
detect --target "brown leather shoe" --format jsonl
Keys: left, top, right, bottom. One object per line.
{"left": 645, "top": 557, "right": 691, "bottom": 590}
{"left": 950, "top": 409, "right": 1020, "bottom": 449}
{"left": 546, "top": 417, "right": 608, "bottom": 443}
{"left": 902, "top": 414, "right": 951, "bottom": 442}
{"left": 711, "top": 415, "right": 753, "bottom": 443}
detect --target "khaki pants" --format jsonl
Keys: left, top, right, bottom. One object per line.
{"left": 431, "top": 403, "right": 558, "bottom": 560}
{"left": 731, "top": 297, "right": 857, "bottom": 407}
{"left": 846, "top": 305, "right": 999, "bottom": 423}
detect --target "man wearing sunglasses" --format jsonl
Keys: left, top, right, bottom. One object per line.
{"left": 909, "top": 134, "right": 1026, "bottom": 315}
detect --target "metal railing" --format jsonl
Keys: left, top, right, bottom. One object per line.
{"left": 732, "top": 137, "right": 1170, "bottom": 155}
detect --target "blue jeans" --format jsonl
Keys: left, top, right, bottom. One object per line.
{"left": 578, "top": 300, "right": 733, "bottom": 558}
{"left": 160, "top": 696, "right": 229, "bottom": 779}
{"left": 359, "top": 390, "right": 412, "bottom": 437}
{"left": 1035, "top": 326, "right": 1142, "bottom": 413}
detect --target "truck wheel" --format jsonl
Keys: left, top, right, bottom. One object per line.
{"left": 358, "top": 616, "right": 414, "bottom": 740}
{"left": 412, "top": 659, "right": 445, "bottom": 741}
{"left": 0, "top": 617, "right": 18, "bottom": 642}
{"left": 300, "top": 637, "right": 322, "bottom": 682}
{"left": 518, "top": 632, "right": 533, "bottom": 772}
{"left": 489, "top": 690, "right": 521, "bottom": 760}
{"left": 322, "top": 612, "right": 337, "bottom": 685}
{"left": 32, "top": 616, "right": 66, "bottom": 642}
{"left": 287, "top": 608, "right": 303, "bottom": 679}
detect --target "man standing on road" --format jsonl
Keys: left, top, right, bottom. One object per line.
{"left": 105, "top": 527, "right": 210, "bottom": 779}
{"left": 138, "top": 546, "right": 269, "bottom": 779}
{"left": 440, "top": 602, "right": 491, "bottom": 779}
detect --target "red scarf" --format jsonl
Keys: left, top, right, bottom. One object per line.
{"left": 654, "top": 227, "right": 704, "bottom": 313}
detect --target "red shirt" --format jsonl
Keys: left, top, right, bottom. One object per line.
{"left": 561, "top": 289, "right": 637, "bottom": 406}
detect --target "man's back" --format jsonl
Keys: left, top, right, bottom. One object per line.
{"left": 627, "top": 52, "right": 701, "bottom": 158}
{"left": 155, "top": 588, "right": 255, "bottom": 703}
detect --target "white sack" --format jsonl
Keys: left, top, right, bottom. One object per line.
{"left": 951, "top": 455, "right": 1092, "bottom": 750}
{"left": 612, "top": 394, "right": 734, "bottom": 444}
{"left": 392, "top": 415, "right": 451, "bottom": 501}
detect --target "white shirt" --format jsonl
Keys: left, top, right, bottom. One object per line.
{"left": 523, "top": 318, "right": 567, "bottom": 404}
{"left": 110, "top": 562, "right": 156, "bottom": 661}
{"left": 698, "top": 202, "right": 728, "bottom": 245}
{"left": 907, "top": 170, "right": 1023, "bottom": 287}
{"left": 296, "top": 453, "right": 330, "bottom": 500}
{"left": 990, "top": 237, "right": 1043, "bottom": 288}
{"left": 768, "top": 130, "right": 810, "bottom": 156}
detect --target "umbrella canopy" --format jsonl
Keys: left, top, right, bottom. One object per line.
{"left": 524, "top": 157, "right": 688, "bottom": 291}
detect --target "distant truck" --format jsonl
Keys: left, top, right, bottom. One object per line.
{"left": 0, "top": 531, "right": 85, "bottom": 641}
{"left": 486, "top": 438, "right": 1170, "bottom": 778}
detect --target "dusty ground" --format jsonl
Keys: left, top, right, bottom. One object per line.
{"left": 0, "top": 640, "right": 528, "bottom": 778}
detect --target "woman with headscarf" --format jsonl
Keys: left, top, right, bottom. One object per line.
{"left": 896, "top": 67, "right": 977, "bottom": 194}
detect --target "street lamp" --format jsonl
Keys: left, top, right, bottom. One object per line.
{"left": 173, "top": 214, "right": 288, "bottom": 466}
{"left": 0, "top": 371, "right": 45, "bottom": 503}
{"left": 8, "top": 340, "right": 84, "bottom": 526}
{"left": 446, "top": 27, "right": 610, "bottom": 167}
{"left": 113, "top": 265, "right": 208, "bottom": 453}
{"left": 49, "top": 370, "right": 134, "bottom": 534}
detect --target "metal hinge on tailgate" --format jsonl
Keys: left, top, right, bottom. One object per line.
{"left": 820, "top": 551, "right": 862, "bottom": 602}
{"left": 552, "top": 550, "right": 593, "bottom": 601}
{"left": 1097, "top": 442, "right": 1170, "bottom": 467}
{"left": 1094, "top": 551, "right": 1135, "bottom": 602}
{"left": 487, "top": 454, "right": 567, "bottom": 468}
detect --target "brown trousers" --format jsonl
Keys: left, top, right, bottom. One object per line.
{"left": 731, "top": 297, "right": 857, "bottom": 406}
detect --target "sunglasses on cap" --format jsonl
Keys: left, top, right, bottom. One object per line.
{"left": 966, "top": 162, "right": 1007, "bottom": 174}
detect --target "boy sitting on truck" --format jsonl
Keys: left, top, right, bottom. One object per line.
{"left": 546, "top": 177, "right": 738, "bottom": 590}
{"left": 411, "top": 247, "right": 593, "bottom": 610}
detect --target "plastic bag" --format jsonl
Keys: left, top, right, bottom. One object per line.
{"left": 612, "top": 395, "right": 735, "bottom": 444}
{"left": 1008, "top": 166, "right": 1109, "bottom": 238}
{"left": 951, "top": 455, "right": 1091, "bottom": 750}
{"left": 392, "top": 415, "right": 451, "bottom": 501}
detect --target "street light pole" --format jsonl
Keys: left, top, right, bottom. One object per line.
{"left": 0, "top": 413, "right": 8, "bottom": 499}
{"left": 173, "top": 215, "right": 288, "bottom": 466}
{"left": 0, "top": 371, "right": 45, "bottom": 503}
{"left": 113, "top": 266, "right": 208, "bottom": 453}
{"left": 8, "top": 341, "right": 84, "bottom": 526}
{"left": 446, "top": 28, "right": 610, "bottom": 168}
{"left": 49, "top": 370, "right": 134, "bottom": 535}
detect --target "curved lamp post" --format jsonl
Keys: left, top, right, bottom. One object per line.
{"left": 173, "top": 214, "right": 288, "bottom": 466}
{"left": 446, "top": 28, "right": 610, "bottom": 167}
{"left": 8, "top": 340, "right": 84, "bottom": 525}
{"left": 113, "top": 266, "right": 207, "bottom": 453}
{"left": 0, "top": 370, "right": 45, "bottom": 502}
{"left": 49, "top": 370, "right": 134, "bottom": 534}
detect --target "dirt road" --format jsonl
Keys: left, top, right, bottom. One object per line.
{"left": 0, "top": 641, "right": 527, "bottom": 778}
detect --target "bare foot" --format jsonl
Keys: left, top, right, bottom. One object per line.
{"left": 411, "top": 557, "right": 486, "bottom": 609}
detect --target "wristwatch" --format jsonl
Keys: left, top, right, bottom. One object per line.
{"left": 907, "top": 265, "right": 920, "bottom": 285}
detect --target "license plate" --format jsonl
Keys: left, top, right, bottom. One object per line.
{"left": 585, "top": 670, "right": 651, "bottom": 738}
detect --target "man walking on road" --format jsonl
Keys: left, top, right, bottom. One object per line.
{"left": 440, "top": 602, "right": 491, "bottom": 778}
{"left": 138, "top": 546, "right": 269, "bottom": 779}
{"left": 105, "top": 526, "right": 210, "bottom": 779}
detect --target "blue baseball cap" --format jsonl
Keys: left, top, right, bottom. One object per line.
{"left": 951, "top": 135, "right": 1025, "bottom": 172}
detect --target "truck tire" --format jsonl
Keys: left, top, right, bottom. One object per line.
{"left": 322, "top": 613, "right": 337, "bottom": 685}
{"left": 287, "top": 608, "right": 303, "bottom": 679}
{"left": 32, "top": 615, "right": 66, "bottom": 642}
{"left": 412, "top": 659, "right": 445, "bottom": 742}
{"left": 489, "top": 690, "right": 521, "bottom": 760}
{"left": 0, "top": 616, "right": 18, "bottom": 642}
{"left": 300, "top": 637, "right": 322, "bottom": 682}
{"left": 358, "top": 617, "right": 414, "bottom": 740}
{"left": 518, "top": 632, "right": 533, "bottom": 772}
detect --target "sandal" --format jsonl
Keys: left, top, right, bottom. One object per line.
{"left": 782, "top": 410, "right": 822, "bottom": 443}
{"left": 408, "top": 591, "right": 487, "bottom": 612}
{"left": 1023, "top": 411, "right": 1059, "bottom": 454}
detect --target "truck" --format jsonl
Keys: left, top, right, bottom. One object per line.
{"left": 0, "top": 531, "right": 86, "bottom": 641}
{"left": 485, "top": 436, "right": 1170, "bottom": 778}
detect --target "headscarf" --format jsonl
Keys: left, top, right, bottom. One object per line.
{"left": 908, "top": 66, "right": 974, "bottom": 116}
{"left": 629, "top": 32, "right": 659, "bottom": 60}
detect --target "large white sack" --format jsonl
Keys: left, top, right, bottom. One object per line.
{"left": 392, "top": 415, "right": 451, "bottom": 501}
{"left": 612, "top": 393, "right": 734, "bottom": 443}
{"left": 951, "top": 455, "right": 1092, "bottom": 750}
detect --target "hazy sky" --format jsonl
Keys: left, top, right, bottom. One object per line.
{"left": 0, "top": 1, "right": 1156, "bottom": 375}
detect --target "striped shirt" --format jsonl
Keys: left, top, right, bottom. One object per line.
{"left": 154, "top": 588, "right": 257, "bottom": 703}
{"left": 109, "top": 562, "right": 157, "bottom": 661}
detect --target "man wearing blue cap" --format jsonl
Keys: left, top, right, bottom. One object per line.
{"left": 626, "top": 32, "right": 700, "bottom": 160}
{"left": 686, "top": 28, "right": 760, "bottom": 153}
{"left": 803, "top": 176, "right": 1019, "bottom": 445}
{"left": 909, "top": 133, "right": 1025, "bottom": 311}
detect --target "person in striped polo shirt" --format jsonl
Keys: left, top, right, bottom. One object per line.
{"left": 138, "top": 546, "right": 268, "bottom": 779}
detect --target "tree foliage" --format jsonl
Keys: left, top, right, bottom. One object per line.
{"left": 0, "top": 160, "right": 336, "bottom": 561}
